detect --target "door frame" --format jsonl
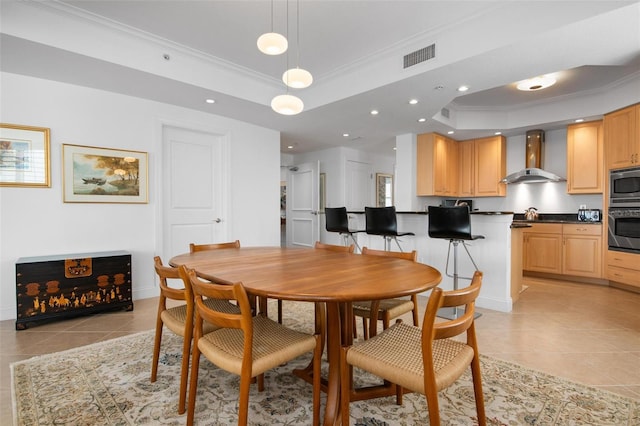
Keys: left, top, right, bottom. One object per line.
{"left": 155, "top": 119, "right": 231, "bottom": 261}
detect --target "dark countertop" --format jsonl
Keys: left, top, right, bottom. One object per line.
{"left": 347, "top": 211, "right": 514, "bottom": 215}
{"left": 512, "top": 213, "right": 602, "bottom": 224}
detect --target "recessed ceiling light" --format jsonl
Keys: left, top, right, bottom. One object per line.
{"left": 418, "top": 118, "right": 426, "bottom": 123}
{"left": 457, "top": 85, "right": 469, "bottom": 92}
{"left": 370, "top": 109, "right": 379, "bottom": 115}
{"left": 393, "top": 147, "right": 397, "bottom": 150}
{"left": 409, "top": 99, "right": 419, "bottom": 105}
{"left": 574, "top": 118, "right": 584, "bottom": 123}
{"left": 495, "top": 131, "right": 502, "bottom": 135}
{"left": 516, "top": 75, "right": 556, "bottom": 91}
{"left": 205, "top": 99, "right": 215, "bottom": 104}
{"left": 287, "top": 145, "right": 294, "bottom": 149}
{"left": 343, "top": 133, "right": 350, "bottom": 137}
{"left": 447, "top": 131, "right": 455, "bottom": 135}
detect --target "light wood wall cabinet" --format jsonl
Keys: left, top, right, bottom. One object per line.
{"left": 474, "top": 136, "right": 507, "bottom": 197}
{"left": 438, "top": 135, "right": 507, "bottom": 198}
{"left": 523, "top": 223, "right": 603, "bottom": 278}
{"left": 458, "top": 140, "right": 475, "bottom": 197}
{"left": 416, "top": 133, "right": 458, "bottom": 196}
{"left": 607, "top": 250, "right": 640, "bottom": 289}
{"left": 567, "top": 120, "right": 603, "bottom": 194}
{"left": 605, "top": 104, "right": 639, "bottom": 169}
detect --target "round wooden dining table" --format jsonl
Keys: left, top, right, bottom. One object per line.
{"left": 170, "top": 246, "right": 441, "bottom": 426}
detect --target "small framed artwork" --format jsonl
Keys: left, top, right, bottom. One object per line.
{"left": 0, "top": 123, "right": 51, "bottom": 187}
{"left": 376, "top": 173, "right": 393, "bottom": 207}
{"left": 62, "top": 144, "right": 148, "bottom": 203}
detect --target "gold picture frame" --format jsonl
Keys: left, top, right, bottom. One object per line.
{"left": 62, "top": 144, "right": 148, "bottom": 203}
{"left": 0, "top": 123, "right": 51, "bottom": 187}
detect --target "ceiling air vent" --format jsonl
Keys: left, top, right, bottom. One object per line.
{"left": 440, "top": 107, "right": 450, "bottom": 119}
{"left": 403, "top": 43, "right": 435, "bottom": 68}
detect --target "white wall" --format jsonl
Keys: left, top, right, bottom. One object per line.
{"left": 0, "top": 72, "right": 281, "bottom": 321}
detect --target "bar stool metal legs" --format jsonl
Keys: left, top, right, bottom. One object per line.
{"left": 439, "top": 239, "right": 482, "bottom": 320}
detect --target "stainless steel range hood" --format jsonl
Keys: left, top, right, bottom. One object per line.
{"left": 500, "top": 129, "right": 566, "bottom": 184}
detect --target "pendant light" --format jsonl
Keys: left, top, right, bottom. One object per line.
{"left": 271, "top": 94, "right": 304, "bottom": 115}
{"left": 271, "top": 0, "right": 303, "bottom": 115}
{"left": 257, "top": 0, "right": 288, "bottom": 55}
{"left": 282, "top": 0, "right": 312, "bottom": 89}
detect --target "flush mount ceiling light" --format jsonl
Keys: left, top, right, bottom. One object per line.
{"left": 516, "top": 75, "right": 557, "bottom": 91}
{"left": 283, "top": 0, "right": 312, "bottom": 88}
{"left": 257, "top": 0, "right": 288, "bottom": 55}
{"left": 271, "top": 94, "right": 304, "bottom": 115}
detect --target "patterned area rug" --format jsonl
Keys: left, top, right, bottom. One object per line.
{"left": 11, "top": 301, "right": 640, "bottom": 425}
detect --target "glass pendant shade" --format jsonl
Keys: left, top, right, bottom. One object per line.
{"left": 271, "top": 94, "right": 304, "bottom": 115}
{"left": 257, "top": 32, "right": 288, "bottom": 55}
{"left": 282, "top": 68, "right": 313, "bottom": 88}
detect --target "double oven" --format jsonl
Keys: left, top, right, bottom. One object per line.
{"left": 608, "top": 166, "right": 640, "bottom": 252}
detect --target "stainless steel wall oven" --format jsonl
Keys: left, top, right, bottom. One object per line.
{"left": 608, "top": 167, "right": 640, "bottom": 252}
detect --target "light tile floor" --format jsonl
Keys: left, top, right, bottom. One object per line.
{"left": 1, "top": 277, "right": 639, "bottom": 421}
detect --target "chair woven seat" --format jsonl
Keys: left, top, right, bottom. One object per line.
{"left": 161, "top": 299, "right": 240, "bottom": 336}
{"left": 199, "top": 315, "right": 318, "bottom": 377}
{"left": 352, "top": 298, "right": 414, "bottom": 320}
{"left": 346, "top": 322, "right": 474, "bottom": 393}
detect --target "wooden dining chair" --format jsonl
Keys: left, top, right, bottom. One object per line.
{"left": 150, "top": 257, "right": 240, "bottom": 414}
{"left": 352, "top": 247, "right": 419, "bottom": 339}
{"left": 314, "top": 240, "right": 356, "bottom": 253}
{"left": 189, "top": 239, "right": 241, "bottom": 253}
{"left": 182, "top": 266, "right": 322, "bottom": 426}
{"left": 340, "top": 271, "right": 486, "bottom": 426}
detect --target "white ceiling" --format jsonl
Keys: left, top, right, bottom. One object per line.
{"left": 1, "top": 1, "right": 639, "bottom": 156}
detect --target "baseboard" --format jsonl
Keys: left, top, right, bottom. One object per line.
{"left": 476, "top": 296, "right": 512, "bottom": 313}
{"left": 523, "top": 271, "right": 609, "bottom": 286}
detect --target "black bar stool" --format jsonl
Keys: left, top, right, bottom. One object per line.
{"left": 365, "top": 206, "right": 414, "bottom": 252}
{"left": 324, "top": 207, "right": 364, "bottom": 252}
{"left": 428, "top": 205, "right": 483, "bottom": 319}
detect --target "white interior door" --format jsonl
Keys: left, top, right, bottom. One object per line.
{"left": 286, "top": 161, "right": 319, "bottom": 247}
{"left": 345, "top": 160, "right": 373, "bottom": 210}
{"left": 162, "top": 125, "right": 228, "bottom": 258}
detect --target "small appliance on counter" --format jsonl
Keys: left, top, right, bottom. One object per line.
{"left": 442, "top": 199, "right": 473, "bottom": 210}
{"left": 577, "top": 208, "right": 601, "bottom": 222}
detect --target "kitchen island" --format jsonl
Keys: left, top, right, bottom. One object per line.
{"left": 344, "top": 211, "right": 515, "bottom": 312}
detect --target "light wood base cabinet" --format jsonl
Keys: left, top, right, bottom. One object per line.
{"left": 607, "top": 250, "right": 640, "bottom": 288}
{"left": 523, "top": 224, "right": 563, "bottom": 274}
{"left": 523, "top": 223, "right": 603, "bottom": 278}
{"left": 562, "top": 224, "right": 602, "bottom": 278}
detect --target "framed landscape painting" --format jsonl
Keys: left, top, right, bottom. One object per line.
{"left": 0, "top": 123, "right": 51, "bottom": 187}
{"left": 62, "top": 144, "right": 148, "bottom": 203}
